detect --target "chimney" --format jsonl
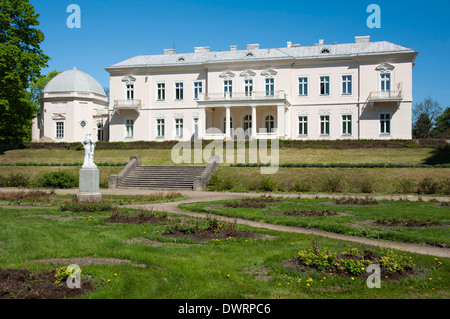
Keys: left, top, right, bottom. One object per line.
{"left": 355, "top": 36, "right": 370, "bottom": 44}
{"left": 164, "top": 48, "right": 176, "bottom": 55}
{"left": 287, "top": 41, "right": 300, "bottom": 48}
{"left": 194, "top": 46, "right": 210, "bottom": 53}
{"left": 319, "top": 39, "right": 324, "bottom": 45}
{"left": 230, "top": 45, "right": 237, "bottom": 51}
{"left": 246, "top": 44, "right": 259, "bottom": 50}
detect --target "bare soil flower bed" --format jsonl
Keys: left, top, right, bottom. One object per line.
{"left": 374, "top": 218, "right": 445, "bottom": 228}
{"left": 224, "top": 196, "right": 281, "bottom": 209}
{"left": 269, "top": 209, "right": 338, "bottom": 217}
{"left": 103, "top": 212, "right": 169, "bottom": 224}
{"left": 0, "top": 268, "right": 94, "bottom": 299}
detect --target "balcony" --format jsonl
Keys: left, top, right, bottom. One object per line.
{"left": 199, "top": 91, "right": 286, "bottom": 102}
{"left": 368, "top": 90, "right": 403, "bottom": 104}
{"left": 113, "top": 100, "right": 142, "bottom": 113}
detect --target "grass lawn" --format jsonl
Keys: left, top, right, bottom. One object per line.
{"left": 0, "top": 202, "right": 448, "bottom": 299}
{"left": 180, "top": 197, "right": 450, "bottom": 247}
{"left": 0, "top": 147, "right": 439, "bottom": 166}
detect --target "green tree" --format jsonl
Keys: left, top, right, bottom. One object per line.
{"left": 0, "top": 0, "right": 49, "bottom": 143}
{"left": 412, "top": 112, "right": 432, "bottom": 139}
{"left": 432, "top": 107, "right": 450, "bottom": 138}
{"left": 29, "top": 70, "right": 61, "bottom": 113}
{"left": 412, "top": 97, "right": 443, "bottom": 126}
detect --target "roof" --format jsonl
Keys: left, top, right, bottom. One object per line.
{"left": 43, "top": 68, "right": 107, "bottom": 96}
{"left": 106, "top": 40, "right": 417, "bottom": 70}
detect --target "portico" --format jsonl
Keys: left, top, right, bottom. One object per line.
{"left": 197, "top": 91, "right": 290, "bottom": 140}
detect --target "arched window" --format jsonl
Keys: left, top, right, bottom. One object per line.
{"left": 265, "top": 115, "right": 275, "bottom": 133}
{"left": 97, "top": 123, "right": 104, "bottom": 141}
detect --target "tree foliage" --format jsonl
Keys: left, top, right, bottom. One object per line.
{"left": 0, "top": 0, "right": 49, "bottom": 143}
{"left": 432, "top": 107, "right": 450, "bottom": 138}
{"left": 29, "top": 70, "right": 61, "bottom": 113}
{"left": 412, "top": 112, "right": 432, "bottom": 139}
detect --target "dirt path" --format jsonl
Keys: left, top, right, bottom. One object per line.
{"left": 1, "top": 188, "right": 449, "bottom": 258}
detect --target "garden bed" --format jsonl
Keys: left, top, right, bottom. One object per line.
{"left": 0, "top": 268, "right": 94, "bottom": 299}
{"left": 103, "top": 212, "right": 169, "bottom": 224}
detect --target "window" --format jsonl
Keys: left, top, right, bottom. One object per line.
{"left": 157, "top": 83, "right": 165, "bottom": 101}
{"left": 320, "top": 115, "right": 330, "bottom": 136}
{"left": 380, "top": 113, "right": 391, "bottom": 135}
{"left": 175, "top": 118, "right": 184, "bottom": 138}
{"left": 244, "top": 79, "right": 253, "bottom": 96}
{"left": 193, "top": 81, "right": 203, "bottom": 100}
{"left": 126, "top": 84, "right": 134, "bottom": 100}
{"left": 97, "top": 123, "right": 104, "bottom": 141}
{"left": 175, "top": 82, "right": 184, "bottom": 100}
{"left": 80, "top": 120, "right": 87, "bottom": 129}
{"left": 342, "top": 115, "right": 352, "bottom": 136}
{"left": 298, "top": 116, "right": 308, "bottom": 136}
{"left": 243, "top": 115, "right": 252, "bottom": 133}
{"left": 156, "top": 119, "right": 165, "bottom": 138}
{"left": 380, "top": 73, "right": 391, "bottom": 92}
{"left": 320, "top": 76, "right": 330, "bottom": 96}
{"left": 265, "top": 115, "right": 275, "bottom": 133}
{"left": 265, "top": 78, "right": 275, "bottom": 96}
{"left": 224, "top": 80, "right": 233, "bottom": 98}
{"left": 223, "top": 117, "right": 233, "bottom": 133}
{"left": 298, "top": 77, "right": 308, "bottom": 96}
{"left": 55, "top": 121, "right": 64, "bottom": 139}
{"left": 125, "top": 119, "right": 134, "bottom": 138}
{"left": 342, "top": 75, "right": 352, "bottom": 95}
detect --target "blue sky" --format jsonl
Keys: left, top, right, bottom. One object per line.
{"left": 31, "top": 0, "right": 450, "bottom": 109}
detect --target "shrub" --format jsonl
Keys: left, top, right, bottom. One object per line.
{"left": 259, "top": 177, "right": 278, "bottom": 192}
{"left": 322, "top": 176, "right": 344, "bottom": 193}
{"left": 398, "top": 178, "right": 415, "bottom": 194}
{"left": 290, "top": 180, "right": 312, "bottom": 193}
{"left": 358, "top": 179, "right": 375, "bottom": 194}
{"left": 441, "top": 179, "right": 450, "bottom": 195}
{"left": 36, "top": 171, "right": 78, "bottom": 189}
{"left": 60, "top": 199, "right": 115, "bottom": 213}
{"left": 417, "top": 178, "right": 441, "bottom": 195}
{"left": 0, "top": 173, "right": 31, "bottom": 188}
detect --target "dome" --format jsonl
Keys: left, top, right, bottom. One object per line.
{"left": 43, "top": 67, "right": 106, "bottom": 96}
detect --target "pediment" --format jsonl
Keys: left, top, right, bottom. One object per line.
{"left": 122, "top": 75, "right": 136, "bottom": 83}
{"left": 261, "top": 68, "right": 277, "bottom": 77}
{"left": 240, "top": 70, "right": 256, "bottom": 78}
{"left": 219, "top": 71, "right": 235, "bottom": 79}
{"left": 52, "top": 113, "right": 66, "bottom": 120}
{"left": 375, "top": 63, "right": 395, "bottom": 72}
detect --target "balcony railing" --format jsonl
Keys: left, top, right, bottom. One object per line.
{"left": 368, "top": 90, "right": 403, "bottom": 102}
{"left": 113, "top": 100, "right": 142, "bottom": 112}
{"left": 199, "top": 91, "right": 286, "bottom": 101}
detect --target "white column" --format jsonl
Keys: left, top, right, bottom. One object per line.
{"left": 277, "top": 104, "right": 285, "bottom": 138}
{"left": 198, "top": 107, "right": 206, "bottom": 139}
{"left": 225, "top": 105, "right": 231, "bottom": 139}
{"left": 251, "top": 104, "right": 257, "bottom": 139}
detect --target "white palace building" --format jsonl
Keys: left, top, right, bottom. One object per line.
{"left": 32, "top": 36, "right": 418, "bottom": 142}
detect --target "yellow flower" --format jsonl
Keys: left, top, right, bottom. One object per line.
{"left": 307, "top": 284, "right": 310, "bottom": 287}
{"left": 429, "top": 278, "right": 432, "bottom": 280}
{"left": 114, "top": 274, "right": 117, "bottom": 276}
{"left": 108, "top": 279, "right": 111, "bottom": 282}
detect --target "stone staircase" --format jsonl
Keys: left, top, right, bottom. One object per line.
{"left": 109, "top": 155, "right": 220, "bottom": 191}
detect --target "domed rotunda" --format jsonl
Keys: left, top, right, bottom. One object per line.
{"left": 32, "top": 67, "right": 109, "bottom": 143}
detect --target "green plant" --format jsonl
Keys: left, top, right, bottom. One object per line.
{"left": 417, "top": 178, "right": 442, "bottom": 194}
{"left": 53, "top": 266, "right": 79, "bottom": 286}
{"left": 35, "top": 170, "right": 78, "bottom": 189}
{"left": 290, "top": 180, "right": 312, "bottom": 193}
{"left": 259, "top": 176, "right": 278, "bottom": 192}
{"left": 0, "top": 173, "right": 31, "bottom": 188}
{"left": 60, "top": 199, "right": 116, "bottom": 213}
{"left": 398, "top": 178, "right": 416, "bottom": 194}
{"left": 358, "top": 179, "right": 374, "bottom": 194}
{"left": 323, "top": 176, "right": 344, "bottom": 193}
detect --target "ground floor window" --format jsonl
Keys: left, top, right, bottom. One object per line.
{"left": 342, "top": 115, "right": 352, "bottom": 136}
{"left": 55, "top": 121, "right": 64, "bottom": 139}
{"left": 320, "top": 115, "right": 330, "bottom": 136}
{"left": 156, "top": 119, "right": 165, "bottom": 138}
{"left": 265, "top": 115, "right": 275, "bottom": 133}
{"left": 223, "top": 117, "right": 233, "bottom": 133}
{"left": 380, "top": 113, "right": 391, "bottom": 135}
{"left": 298, "top": 116, "right": 308, "bottom": 136}
{"left": 125, "top": 119, "right": 134, "bottom": 138}
{"left": 175, "top": 118, "right": 184, "bottom": 138}
{"left": 243, "top": 115, "right": 252, "bottom": 134}
{"left": 97, "top": 123, "right": 104, "bottom": 141}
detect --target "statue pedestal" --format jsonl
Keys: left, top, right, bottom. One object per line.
{"left": 77, "top": 167, "right": 102, "bottom": 202}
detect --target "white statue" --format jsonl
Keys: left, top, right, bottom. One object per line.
{"left": 82, "top": 133, "right": 96, "bottom": 168}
